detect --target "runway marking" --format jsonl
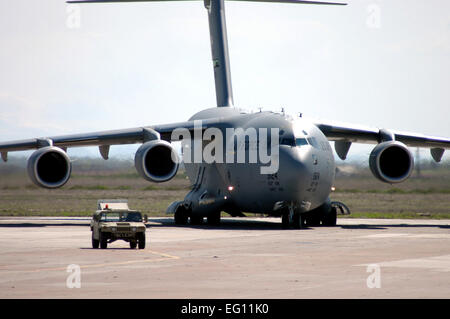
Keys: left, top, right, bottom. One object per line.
{"left": 1, "top": 250, "right": 180, "bottom": 274}
{"left": 356, "top": 254, "right": 450, "bottom": 272}
{"left": 358, "top": 233, "right": 450, "bottom": 239}
{"left": 360, "top": 233, "right": 409, "bottom": 238}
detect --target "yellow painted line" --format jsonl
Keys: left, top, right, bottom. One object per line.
{"left": 148, "top": 250, "right": 180, "bottom": 260}
{"left": 1, "top": 250, "right": 180, "bottom": 273}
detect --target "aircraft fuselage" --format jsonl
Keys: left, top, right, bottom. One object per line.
{"left": 182, "top": 107, "right": 335, "bottom": 217}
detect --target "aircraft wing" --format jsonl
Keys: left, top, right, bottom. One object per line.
{"left": 0, "top": 118, "right": 221, "bottom": 161}
{"left": 315, "top": 120, "right": 450, "bottom": 161}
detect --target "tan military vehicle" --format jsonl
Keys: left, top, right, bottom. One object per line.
{"left": 91, "top": 200, "right": 148, "bottom": 249}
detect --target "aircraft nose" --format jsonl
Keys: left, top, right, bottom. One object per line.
{"left": 277, "top": 146, "right": 312, "bottom": 194}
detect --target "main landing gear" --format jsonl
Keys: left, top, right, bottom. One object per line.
{"left": 281, "top": 199, "right": 344, "bottom": 229}
{"left": 174, "top": 205, "right": 189, "bottom": 225}
{"left": 173, "top": 204, "right": 222, "bottom": 226}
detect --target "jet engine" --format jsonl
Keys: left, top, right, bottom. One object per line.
{"left": 27, "top": 147, "right": 72, "bottom": 188}
{"left": 369, "top": 141, "right": 414, "bottom": 184}
{"left": 134, "top": 140, "right": 179, "bottom": 182}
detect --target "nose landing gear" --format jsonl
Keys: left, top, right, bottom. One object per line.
{"left": 281, "top": 205, "right": 306, "bottom": 229}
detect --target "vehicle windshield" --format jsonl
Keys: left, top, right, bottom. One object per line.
{"left": 101, "top": 211, "right": 142, "bottom": 222}
{"left": 124, "top": 212, "right": 143, "bottom": 222}
{"left": 101, "top": 212, "right": 120, "bottom": 222}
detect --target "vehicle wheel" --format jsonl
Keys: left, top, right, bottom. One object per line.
{"left": 100, "top": 232, "right": 108, "bottom": 249}
{"left": 137, "top": 233, "right": 146, "bottom": 249}
{"left": 92, "top": 232, "right": 99, "bottom": 249}
{"left": 130, "top": 241, "right": 137, "bottom": 249}
{"left": 322, "top": 207, "right": 337, "bottom": 226}
{"left": 207, "top": 211, "right": 221, "bottom": 226}
{"left": 190, "top": 216, "right": 203, "bottom": 225}
{"left": 174, "top": 207, "right": 188, "bottom": 225}
{"left": 292, "top": 212, "right": 306, "bottom": 229}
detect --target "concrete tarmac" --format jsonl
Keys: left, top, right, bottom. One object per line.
{"left": 0, "top": 217, "right": 449, "bottom": 298}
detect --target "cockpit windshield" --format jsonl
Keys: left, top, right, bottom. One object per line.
{"left": 280, "top": 136, "right": 309, "bottom": 147}
{"left": 306, "top": 136, "right": 319, "bottom": 148}
{"left": 280, "top": 137, "right": 295, "bottom": 146}
{"left": 295, "top": 138, "right": 308, "bottom": 147}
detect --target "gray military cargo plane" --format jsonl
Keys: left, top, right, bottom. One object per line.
{"left": 1, "top": 0, "right": 449, "bottom": 229}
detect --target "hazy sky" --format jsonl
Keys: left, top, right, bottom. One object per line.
{"left": 0, "top": 0, "right": 449, "bottom": 162}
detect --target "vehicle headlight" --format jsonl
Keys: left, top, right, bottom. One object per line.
{"left": 111, "top": 227, "right": 117, "bottom": 232}
{"left": 132, "top": 227, "right": 137, "bottom": 232}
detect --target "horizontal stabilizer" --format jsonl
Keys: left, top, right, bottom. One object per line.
{"left": 233, "top": 0, "right": 346, "bottom": 4}
{"left": 67, "top": 0, "right": 347, "bottom": 5}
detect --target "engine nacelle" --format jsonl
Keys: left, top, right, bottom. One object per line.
{"left": 134, "top": 140, "right": 179, "bottom": 183}
{"left": 27, "top": 147, "right": 72, "bottom": 188}
{"left": 369, "top": 141, "right": 414, "bottom": 184}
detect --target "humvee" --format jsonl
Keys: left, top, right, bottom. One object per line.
{"left": 91, "top": 200, "right": 148, "bottom": 249}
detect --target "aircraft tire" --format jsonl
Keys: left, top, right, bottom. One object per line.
{"left": 207, "top": 211, "right": 221, "bottom": 226}
{"left": 190, "top": 216, "right": 204, "bottom": 225}
{"left": 174, "top": 207, "right": 188, "bottom": 225}
{"left": 292, "top": 212, "right": 306, "bottom": 229}
{"left": 281, "top": 213, "right": 290, "bottom": 229}
{"left": 305, "top": 212, "right": 322, "bottom": 227}
{"left": 322, "top": 207, "right": 337, "bottom": 226}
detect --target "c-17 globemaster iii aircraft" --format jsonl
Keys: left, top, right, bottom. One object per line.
{"left": 1, "top": 0, "right": 449, "bottom": 229}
